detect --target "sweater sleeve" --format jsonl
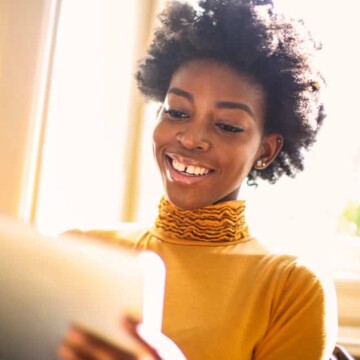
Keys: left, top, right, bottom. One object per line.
{"left": 253, "top": 261, "right": 338, "bottom": 360}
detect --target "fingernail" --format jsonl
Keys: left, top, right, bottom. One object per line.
{"left": 57, "top": 345, "right": 73, "bottom": 359}
{"left": 68, "top": 328, "right": 84, "bottom": 342}
{"left": 138, "top": 355, "right": 156, "bottom": 360}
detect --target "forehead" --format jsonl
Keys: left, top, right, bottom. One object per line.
{"left": 169, "top": 59, "right": 266, "bottom": 101}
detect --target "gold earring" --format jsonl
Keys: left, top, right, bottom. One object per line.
{"left": 256, "top": 160, "right": 266, "bottom": 168}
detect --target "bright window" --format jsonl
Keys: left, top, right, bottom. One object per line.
{"left": 36, "top": 0, "right": 139, "bottom": 234}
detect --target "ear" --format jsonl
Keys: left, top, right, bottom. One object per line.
{"left": 253, "top": 134, "right": 283, "bottom": 170}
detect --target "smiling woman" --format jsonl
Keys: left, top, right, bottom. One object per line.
{"left": 153, "top": 59, "right": 282, "bottom": 210}
{"left": 57, "top": 0, "right": 341, "bottom": 359}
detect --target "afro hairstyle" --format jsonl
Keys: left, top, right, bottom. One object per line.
{"left": 136, "top": 0, "right": 326, "bottom": 184}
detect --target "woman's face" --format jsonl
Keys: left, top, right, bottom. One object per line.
{"left": 153, "top": 59, "right": 279, "bottom": 210}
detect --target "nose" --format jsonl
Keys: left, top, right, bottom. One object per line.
{"left": 176, "top": 124, "right": 210, "bottom": 151}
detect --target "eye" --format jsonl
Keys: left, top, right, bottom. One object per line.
{"left": 215, "top": 122, "right": 244, "bottom": 133}
{"left": 164, "top": 108, "right": 189, "bottom": 120}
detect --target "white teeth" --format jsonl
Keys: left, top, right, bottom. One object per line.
{"left": 173, "top": 159, "right": 185, "bottom": 172}
{"left": 171, "top": 157, "right": 210, "bottom": 176}
{"left": 194, "top": 166, "right": 201, "bottom": 175}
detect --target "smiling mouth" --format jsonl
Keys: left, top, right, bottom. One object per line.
{"left": 166, "top": 155, "right": 214, "bottom": 177}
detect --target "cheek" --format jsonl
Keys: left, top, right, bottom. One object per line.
{"left": 226, "top": 158, "right": 248, "bottom": 179}
{"left": 152, "top": 123, "right": 162, "bottom": 152}
{"left": 152, "top": 122, "right": 169, "bottom": 164}
{"left": 153, "top": 119, "right": 175, "bottom": 149}
{"left": 224, "top": 141, "right": 261, "bottom": 177}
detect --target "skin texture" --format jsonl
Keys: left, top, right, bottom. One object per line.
{"left": 153, "top": 59, "right": 283, "bottom": 210}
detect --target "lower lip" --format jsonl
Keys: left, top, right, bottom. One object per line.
{"left": 165, "top": 157, "right": 213, "bottom": 185}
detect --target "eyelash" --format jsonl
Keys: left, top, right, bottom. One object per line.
{"left": 164, "top": 109, "right": 189, "bottom": 119}
{"left": 215, "top": 123, "right": 244, "bottom": 133}
{"left": 164, "top": 108, "right": 244, "bottom": 133}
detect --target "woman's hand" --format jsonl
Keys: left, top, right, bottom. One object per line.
{"left": 58, "top": 317, "right": 162, "bottom": 360}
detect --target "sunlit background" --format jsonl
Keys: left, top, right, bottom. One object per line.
{"left": 0, "top": 0, "right": 359, "bottom": 356}
{"left": 34, "top": 0, "right": 360, "bottom": 267}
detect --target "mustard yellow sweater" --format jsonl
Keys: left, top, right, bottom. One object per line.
{"left": 74, "top": 198, "right": 338, "bottom": 360}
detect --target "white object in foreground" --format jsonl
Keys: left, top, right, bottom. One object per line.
{"left": 0, "top": 214, "right": 165, "bottom": 360}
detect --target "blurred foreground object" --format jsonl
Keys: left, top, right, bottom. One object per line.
{"left": 0, "top": 214, "right": 165, "bottom": 360}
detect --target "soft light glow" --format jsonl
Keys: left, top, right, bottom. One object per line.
{"left": 36, "top": 0, "right": 137, "bottom": 234}
{"left": 139, "top": 252, "right": 166, "bottom": 333}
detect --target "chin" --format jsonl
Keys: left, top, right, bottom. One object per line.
{"left": 165, "top": 192, "right": 213, "bottom": 210}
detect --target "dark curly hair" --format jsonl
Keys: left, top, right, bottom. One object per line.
{"left": 136, "top": 0, "right": 325, "bottom": 184}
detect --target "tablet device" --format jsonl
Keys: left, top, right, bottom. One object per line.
{"left": 0, "top": 214, "right": 165, "bottom": 360}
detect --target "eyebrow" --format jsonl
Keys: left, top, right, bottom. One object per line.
{"left": 216, "top": 101, "right": 256, "bottom": 120}
{"left": 168, "top": 87, "right": 193, "bottom": 101}
{"left": 167, "top": 87, "right": 256, "bottom": 120}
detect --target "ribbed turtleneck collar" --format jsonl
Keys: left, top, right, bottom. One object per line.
{"left": 150, "top": 197, "right": 250, "bottom": 246}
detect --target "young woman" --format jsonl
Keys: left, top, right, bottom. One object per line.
{"left": 59, "top": 0, "right": 338, "bottom": 359}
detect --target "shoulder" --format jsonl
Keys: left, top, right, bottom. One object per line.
{"left": 250, "top": 249, "right": 338, "bottom": 325}
{"left": 272, "top": 256, "right": 338, "bottom": 345}
{"left": 260, "top": 253, "right": 336, "bottom": 305}
{"left": 274, "top": 256, "right": 336, "bottom": 299}
{"left": 248, "top": 239, "right": 335, "bottom": 291}
{"left": 61, "top": 222, "right": 150, "bottom": 249}
{"left": 253, "top": 255, "right": 338, "bottom": 359}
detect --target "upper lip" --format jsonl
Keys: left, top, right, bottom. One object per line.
{"left": 166, "top": 152, "right": 215, "bottom": 171}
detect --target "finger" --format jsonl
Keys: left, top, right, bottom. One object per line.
{"left": 123, "top": 318, "right": 162, "bottom": 360}
{"left": 61, "top": 329, "right": 105, "bottom": 360}
{"left": 123, "top": 317, "right": 147, "bottom": 345}
{"left": 68, "top": 326, "right": 137, "bottom": 360}
{"left": 69, "top": 326, "right": 105, "bottom": 349}
{"left": 58, "top": 342, "right": 95, "bottom": 360}
{"left": 58, "top": 343, "right": 76, "bottom": 360}
{"left": 137, "top": 355, "right": 160, "bottom": 360}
